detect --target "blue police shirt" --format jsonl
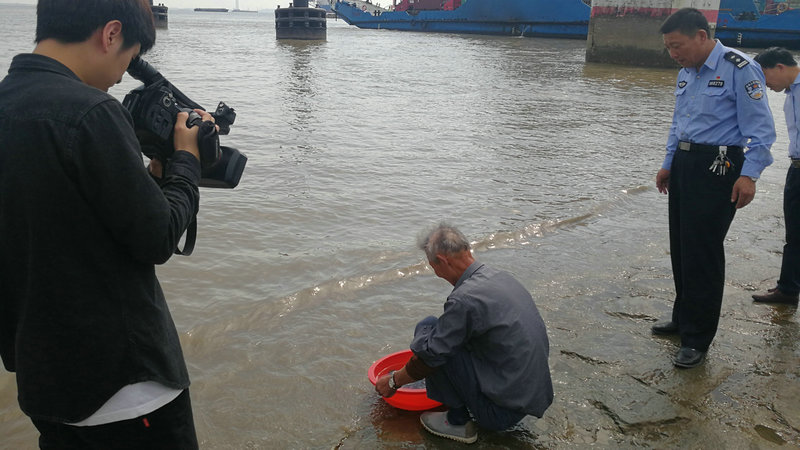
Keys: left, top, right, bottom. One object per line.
{"left": 785, "top": 72, "right": 800, "bottom": 159}
{"left": 663, "top": 41, "right": 775, "bottom": 178}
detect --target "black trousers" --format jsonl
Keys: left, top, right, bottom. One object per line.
{"left": 668, "top": 146, "right": 743, "bottom": 352}
{"left": 414, "top": 317, "right": 526, "bottom": 431}
{"left": 31, "top": 389, "right": 198, "bottom": 450}
{"left": 778, "top": 166, "right": 800, "bottom": 295}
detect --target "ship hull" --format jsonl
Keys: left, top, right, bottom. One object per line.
{"left": 333, "top": 0, "right": 590, "bottom": 39}
{"left": 715, "top": 9, "right": 800, "bottom": 49}
{"left": 334, "top": 0, "right": 800, "bottom": 48}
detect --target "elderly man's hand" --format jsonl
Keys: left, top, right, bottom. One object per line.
{"left": 375, "top": 373, "right": 397, "bottom": 398}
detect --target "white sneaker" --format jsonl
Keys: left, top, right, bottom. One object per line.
{"left": 420, "top": 411, "right": 478, "bottom": 444}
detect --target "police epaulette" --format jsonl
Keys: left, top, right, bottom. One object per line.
{"left": 725, "top": 51, "right": 749, "bottom": 69}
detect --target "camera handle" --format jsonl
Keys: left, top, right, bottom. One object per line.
{"left": 186, "top": 110, "right": 202, "bottom": 127}
{"left": 179, "top": 108, "right": 222, "bottom": 171}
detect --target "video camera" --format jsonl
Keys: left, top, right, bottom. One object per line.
{"left": 123, "top": 57, "right": 247, "bottom": 188}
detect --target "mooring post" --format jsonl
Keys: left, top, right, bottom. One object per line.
{"left": 275, "top": 0, "right": 328, "bottom": 40}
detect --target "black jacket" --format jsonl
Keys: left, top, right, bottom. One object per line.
{"left": 0, "top": 54, "right": 200, "bottom": 422}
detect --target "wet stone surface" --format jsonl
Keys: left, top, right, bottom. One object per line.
{"left": 530, "top": 265, "right": 800, "bottom": 448}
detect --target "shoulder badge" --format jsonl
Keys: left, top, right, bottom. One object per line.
{"left": 745, "top": 80, "right": 764, "bottom": 100}
{"left": 725, "top": 51, "right": 750, "bottom": 69}
{"left": 678, "top": 80, "right": 687, "bottom": 88}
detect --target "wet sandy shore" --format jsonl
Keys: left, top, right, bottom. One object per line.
{"left": 338, "top": 185, "right": 800, "bottom": 449}
{"left": 1, "top": 192, "right": 797, "bottom": 450}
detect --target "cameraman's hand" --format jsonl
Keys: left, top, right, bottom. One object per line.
{"left": 173, "top": 109, "right": 215, "bottom": 161}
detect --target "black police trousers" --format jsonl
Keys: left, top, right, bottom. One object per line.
{"left": 778, "top": 165, "right": 800, "bottom": 295}
{"left": 668, "top": 145, "right": 744, "bottom": 352}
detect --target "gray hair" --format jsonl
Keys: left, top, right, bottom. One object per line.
{"left": 417, "top": 222, "right": 471, "bottom": 262}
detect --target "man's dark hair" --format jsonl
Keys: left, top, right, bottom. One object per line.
{"left": 660, "top": 7, "right": 710, "bottom": 37}
{"left": 36, "top": 0, "right": 156, "bottom": 54}
{"left": 754, "top": 47, "right": 798, "bottom": 69}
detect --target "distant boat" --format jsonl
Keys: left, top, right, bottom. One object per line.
{"left": 194, "top": 7, "right": 229, "bottom": 12}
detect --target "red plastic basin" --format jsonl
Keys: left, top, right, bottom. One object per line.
{"left": 368, "top": 349, "right": 442, "bottom": 411}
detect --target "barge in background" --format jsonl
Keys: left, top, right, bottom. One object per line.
{"left": 333, "top": 0, "right": 800, "bottom": 48}
{"left": 333, "top": 0, "right": 591, "bottom": 38}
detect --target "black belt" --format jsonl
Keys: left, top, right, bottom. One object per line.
{"left": 678, "top": 141, "right": 742, "bottom": 153}
{"left": 791, "top": 158, "right": 800, "bottom": 169}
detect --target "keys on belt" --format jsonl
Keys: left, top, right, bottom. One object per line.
{"left": 709, "top": 148, "right": 733, "bottom": 176}
{"left": 678, "top": 142, "right": 736, "bottom": 176}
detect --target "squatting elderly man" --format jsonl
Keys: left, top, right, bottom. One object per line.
{"left": 375, "top": 223, "right": 553, "bottom": 444}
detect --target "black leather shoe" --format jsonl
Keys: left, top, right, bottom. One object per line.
{"left": 674, "top": 347, "right": 705, "bottom": 368}
{"left": 752, "top": 289, "right": 799, "bottom": 305}
{"left": 651, "top": 321, "right": 679, "bottom": 335}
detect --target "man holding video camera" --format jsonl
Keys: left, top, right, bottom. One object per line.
{"left": 0, "top": 1, "right": 211, "bottom": 447}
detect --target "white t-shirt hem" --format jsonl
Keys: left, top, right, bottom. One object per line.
{"left": 67, "top": 382, "right": 183, "bottom": 427}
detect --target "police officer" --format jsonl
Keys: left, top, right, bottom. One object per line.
{"left": 652, "top": 8, "right": 776, "bottom": 368}
{"left": 752, "top": 47, "right": 800, "bottom": 306}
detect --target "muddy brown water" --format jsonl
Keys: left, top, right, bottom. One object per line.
{"left": 1, "top": 5, "right": 798, "bottom": 448}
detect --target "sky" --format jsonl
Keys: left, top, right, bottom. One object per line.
{"left": 5, "top": 0, "right": 282, "bottom": 11}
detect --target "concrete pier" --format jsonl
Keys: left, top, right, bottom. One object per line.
{"left": 586, "top": 0, "right": 720, "bottom": 67}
